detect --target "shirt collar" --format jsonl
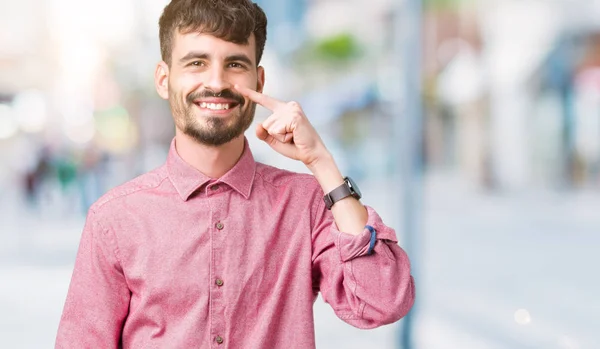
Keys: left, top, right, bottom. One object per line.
{"left": 166, "top": 137, "right": 256, "bottom": 201}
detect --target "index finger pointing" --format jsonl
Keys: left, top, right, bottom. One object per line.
{"left": 234, "top": 84, "right": 283, "bottom": 111}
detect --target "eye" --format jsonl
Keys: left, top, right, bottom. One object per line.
{"left": 190, "top": 61, "right": 205, "bottom": 67}
{"left": 228, "top": 62, "right": 245, "bottom": 69}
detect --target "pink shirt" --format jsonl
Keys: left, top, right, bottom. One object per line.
{"left": 56, "top": 139, "right": 415, "bottom": 349}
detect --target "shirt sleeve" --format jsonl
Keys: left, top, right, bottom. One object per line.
{"left": 311, "top": 199, "right": 415, "bottom": 329}
{"left": 55, "top": 209, "right": 130, "bottom": 348}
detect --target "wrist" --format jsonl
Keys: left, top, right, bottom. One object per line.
{"left": 307, "top": 153, "right": 345, "bottom": 194}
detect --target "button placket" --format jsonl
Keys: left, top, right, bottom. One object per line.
{"left": 210, "top": 190, "right": 227, "bottom": 348}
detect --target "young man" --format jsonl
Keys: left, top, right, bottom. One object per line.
{"left": 55, "top": 0, "right": 415, "bottom": 348}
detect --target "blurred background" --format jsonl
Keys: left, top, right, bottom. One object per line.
{"left": 1, "top": 0, "right": 599, "bottom": 348}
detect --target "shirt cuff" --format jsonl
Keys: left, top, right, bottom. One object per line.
{"left": 331, "top": 205, "right": 399, "bottom": 262}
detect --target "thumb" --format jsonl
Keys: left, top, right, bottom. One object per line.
{"left": 255, "top": 123, "right": 269, "bottom": 141}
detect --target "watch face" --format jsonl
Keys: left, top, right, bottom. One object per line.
{"left": 345, "top": 177, "right": 362, "bottom": 199}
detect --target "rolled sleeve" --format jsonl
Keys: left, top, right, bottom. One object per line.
{"left": 332, "top": 206, "right": 399, "bottom": 262}
{"left": 312, "top": 200, "right": 415, "bottom": 329}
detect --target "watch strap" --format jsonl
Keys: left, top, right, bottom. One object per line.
{"left": 323, "top": 180, "right": 353, "bottom": 210}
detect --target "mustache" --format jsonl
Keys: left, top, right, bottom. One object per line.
{"left": 187, "top": 89, "right": 245, "bottom": 107}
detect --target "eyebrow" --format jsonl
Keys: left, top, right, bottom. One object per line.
{"left": 179, "top": 51, "right": 254, "bottom": 66}
{"left": 179, "top": 51, "right": 210, "bottom": 64}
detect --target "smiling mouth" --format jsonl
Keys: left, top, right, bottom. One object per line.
{"left": 194, "top": 101, "right": 240, "bottom": 111}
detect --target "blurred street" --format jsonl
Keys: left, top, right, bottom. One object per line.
{"left": 1, "top": 173, "right": 598, "bottom": 349}
{"left": 3, "top": 0, "right": 600, "bottom": 347}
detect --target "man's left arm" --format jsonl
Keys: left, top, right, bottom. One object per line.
{"left": 235, "top": 84, "right": 416, "bottom": 327}
{"left": 308, "top": 156, "right": 415, "bottom": 328}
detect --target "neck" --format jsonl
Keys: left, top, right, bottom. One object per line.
{"left": 174, "top": 129, "right": 245, "bottom": 179}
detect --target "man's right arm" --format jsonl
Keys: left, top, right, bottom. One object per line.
{"left": 55, "top": 209, "right": 130, "bottom": 349}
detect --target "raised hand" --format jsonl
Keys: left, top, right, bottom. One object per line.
{"left": 235, "top": 84, "right": 329, "bottom": 168}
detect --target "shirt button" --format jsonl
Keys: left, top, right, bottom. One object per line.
{"left": 211, "top": 184, "right": 219, "bottom": 191}
{"left": 215, "top": 278, "right": 224, "bottom": 287}
{"left": 216, "top": 222, "right": 224, "bottom": 230}
{"left": 215, "top": 336, "right": 224, "bottom": 344}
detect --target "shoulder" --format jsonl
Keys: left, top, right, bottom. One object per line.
{"left": 89, "top": 166, "right": 169, "bottom": 216}
{"left": 254, "top": 162, "right": 322, "bottom": 194}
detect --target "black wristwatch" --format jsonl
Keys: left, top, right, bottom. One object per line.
{"left": 323, "top": 177, "right": 362, "bottom": 210}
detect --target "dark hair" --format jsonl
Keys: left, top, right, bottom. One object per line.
{"left": 159, "top": 0, "right": 268, "bottom": 66}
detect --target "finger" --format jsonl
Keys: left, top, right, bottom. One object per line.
{"left": 263, "top": 122, "right": 292, "bottom": 143}
{"left": 261, "top": 113, "right": 278, "bottom": 130}
{"left": 283, "top": 133, "right": 294, "bottom": 143}
{"left": 257, "top": 114, "right": 286, "bottom": 143}
{"left": 262, "top": 113, "right": 296, "bottom": 141}
{"left": 234, "top": 84, "right": 284, "bottom": 111}
{"left": 257, "top": 132, "right": 297, "bottom": 159}
{"left": 268, "top": 130, "right": 288, "bottom": 143}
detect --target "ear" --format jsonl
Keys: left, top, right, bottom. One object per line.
{"left": 155, "top": 61, "right": 170, "bottom": 100}
{"left": 257, "top": 66, "right": 265, "bottom": 93}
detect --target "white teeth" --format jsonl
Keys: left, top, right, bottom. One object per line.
{"left": 198, "top": 102, "right": 230, "bottom": 110}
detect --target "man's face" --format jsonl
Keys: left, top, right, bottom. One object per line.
{"left": 156, "top": 31, "right": 264, "bottom": 146}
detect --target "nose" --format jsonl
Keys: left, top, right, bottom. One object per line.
{"left": 204, "top": 65, "right": 231, "bottom": 94}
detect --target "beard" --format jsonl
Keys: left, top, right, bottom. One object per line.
{"left": 169, "top": 87, "right": 256, "bottom": 146}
